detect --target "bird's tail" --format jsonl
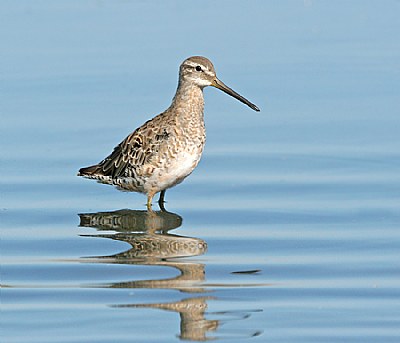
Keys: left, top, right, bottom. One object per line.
{"left": 78, "top": 164, "right": 103, "bottom": 177}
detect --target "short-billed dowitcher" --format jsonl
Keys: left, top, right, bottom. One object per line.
{"left": 78, "top": 56, "right": 259, "bottom": 210}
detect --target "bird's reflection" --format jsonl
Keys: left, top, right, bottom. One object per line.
{"left": 79, "top": 209, "right": 261, "bottom": 341}
{"left": 79, "top": 209, "right": 207, "bottom": 293}
{"left": 79, "top": 209, "right": 218, "bottom": 340}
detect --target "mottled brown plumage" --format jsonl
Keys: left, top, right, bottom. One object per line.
{"left": 78, "top": 56, "right": 259, "bottom": 210}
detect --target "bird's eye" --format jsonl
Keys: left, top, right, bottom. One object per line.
{"left": 195, "top": 66, "right": 202, "bottom": 72}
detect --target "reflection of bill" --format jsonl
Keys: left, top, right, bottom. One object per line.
{"left": 79, "top": 209, "right": 262, "bottom": 341}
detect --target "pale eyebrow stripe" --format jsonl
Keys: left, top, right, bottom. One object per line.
{"left": 184, "top": 61, "right": 215, "bottom": 76}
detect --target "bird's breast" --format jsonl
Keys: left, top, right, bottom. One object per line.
{"left": 143, "top": 140, "right": 204, "bottom": 193}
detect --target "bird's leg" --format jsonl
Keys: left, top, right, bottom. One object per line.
{"left": 158, "top": 190, "right": 166, "bottom": 204}
{"left": 146, "top": 192, "right": 155, "bottom": 212}
{"left": 158, "top": 190, "right": 166, "bottom": 212}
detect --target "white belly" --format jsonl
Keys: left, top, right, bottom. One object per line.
{"left": 144, "top": 150, "right": 201, "bottom": 193}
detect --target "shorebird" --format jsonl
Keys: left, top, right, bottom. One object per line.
{"left": 78, "top": 56, "right": 259, "bottom": 210}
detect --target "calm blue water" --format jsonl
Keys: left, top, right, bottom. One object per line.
{"left": 2, "top": 1, "right": 400, "bottom": 342}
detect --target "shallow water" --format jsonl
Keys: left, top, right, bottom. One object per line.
{"left": 2, "top": 1, "right": 400, "bottom": 342}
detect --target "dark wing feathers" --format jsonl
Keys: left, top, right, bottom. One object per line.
{"left": 98, "top": 132, "right": 143, "bottom": 178}
{"left": 79, "top": 121, "right": 170, "bottom": 179}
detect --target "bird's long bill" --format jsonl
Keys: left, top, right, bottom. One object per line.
{"left": 212, "top": 78, "right": 260, "bottom": 112}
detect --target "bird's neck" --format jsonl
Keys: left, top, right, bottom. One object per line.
{"left": 170, "top": 82, "right": 205, "bottom": 120}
